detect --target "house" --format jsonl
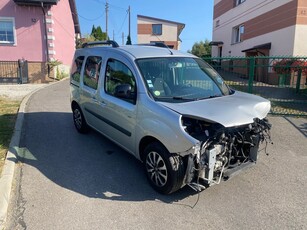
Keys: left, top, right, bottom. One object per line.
{"left": 211, "top": 0, "right": 307, "bottom": 57}
{"left": 137, "top": 15, "right": 185, "bottom": 50}
{"left": 0, "top": 0, "right": 80, "bottom": 83}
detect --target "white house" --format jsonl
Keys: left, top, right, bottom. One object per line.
{"left": 137, "top": 15, "right": 185, "bottom": 50}
{"left": 211, "top": 0, "right": 307, "bottom": 57}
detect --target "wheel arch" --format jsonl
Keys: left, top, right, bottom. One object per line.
{"left": 139, "top": 136, "right": 165, "bottom": 162}
{"left": 71, "top": 100, "right": 80, "bottom": 110}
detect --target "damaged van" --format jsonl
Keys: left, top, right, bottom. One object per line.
{"left": 70, "top": 41, "right": 272, "bottom": 194}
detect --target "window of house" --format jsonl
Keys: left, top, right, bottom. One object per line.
{"left": 234, "top": 0, "right": 246, "bottom": 7}
{"left": 83, "top": 56, "right": 102, "bottom": 90}
{"left": 216, "top": 20, "right": 220, "bottom": 27}
{"left": 152, "top": 24, "right": 162, "bottom": 35}
{"left": 0, "top": 17, "right": 16, "bottom": 45}
{"left": 105, "top": 59, "right": 136, "bottom": 104}
{"left": 232, "top": 24, "right": 244, "bottom": 44}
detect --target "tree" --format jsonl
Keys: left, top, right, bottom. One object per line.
{"left": 91, "top": 25, "right": 96, "bottom": 36}
{"left": 95, "top": 26, "right": 107, "bottom": 41}
{"left": 189, "top": 39, "right": 212, "bottom": 58}
{"left": 75, "top": 25, "right": 109, "bottom": 48}
{"left": 75, "top": 34, "right": 95, "bottom": 49}
{"left": 126, "top": 35, "right": 132, "bottom": 45}
{"left": 91, "top": 25, "right": 107, "bottom": 41}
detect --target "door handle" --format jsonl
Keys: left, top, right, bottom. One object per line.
{"left": 91, "top": 97, "right": 106, "bottom": 106}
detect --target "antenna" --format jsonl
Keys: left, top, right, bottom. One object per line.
{"left": 152, "top": 30, "right": 173, "bottom": 55}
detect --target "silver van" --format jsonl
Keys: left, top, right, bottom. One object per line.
{"left": 70, "top": 41, "right": 272, "bottom": 194}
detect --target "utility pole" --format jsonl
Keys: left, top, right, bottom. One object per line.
{"left": 128, "top": 5, "right": 131, "bottom": 38}
{"left": 105, "top": 0, "right": 109, "bottom": 39}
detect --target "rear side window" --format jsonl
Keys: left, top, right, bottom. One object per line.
{"left": 71, "top": 56, "right": 84, "bottom": 85}
{"left": 83, "top": 56, "right": 102, "bottom": 90}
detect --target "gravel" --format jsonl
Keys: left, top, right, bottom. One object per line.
{"left": 0, "top": 84, "right": 49, "bottom": 101}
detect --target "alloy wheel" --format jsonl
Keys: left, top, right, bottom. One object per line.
{"left": 73, "top": 108, "right": 82, "bottom": 130}
{"left": 145, "top": 151, "right": 168, "bottom": 187}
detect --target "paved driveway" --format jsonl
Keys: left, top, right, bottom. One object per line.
{"left": 6, "top": 79, "right": 307, "bottom": 229}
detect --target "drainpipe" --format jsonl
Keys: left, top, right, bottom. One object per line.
{"left": 41, "top": 2, "right": 51, "bottom": 78}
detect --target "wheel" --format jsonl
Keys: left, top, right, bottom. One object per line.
{"left": 143, "top": 142, "right": 185, "bottom": 194}
{"left": 72, "top": 104, "right": 89, "bottom": 133}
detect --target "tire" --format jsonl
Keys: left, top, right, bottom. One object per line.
{"left": 143, "top": 142, "right": 185, "bottom": 194}
{"left": 72, "top": 104, "right": 89, "bottom": 133}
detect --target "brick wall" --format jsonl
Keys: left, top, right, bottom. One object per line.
{"left": 27, "top": 62, "right": 55, "bottom": 83}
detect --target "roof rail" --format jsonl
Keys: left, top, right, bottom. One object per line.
{"left": 138, "top": 42, "right": 169, "bottom": 49}
{"left": 82, "top": 40, "right": 119, "bottom": 48}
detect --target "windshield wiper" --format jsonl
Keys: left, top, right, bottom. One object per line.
{"left": 196, "top": 95, "right": 222, "bottom": 100}
{"left": 172, "top": 96, "right": 195, "bottom": 101}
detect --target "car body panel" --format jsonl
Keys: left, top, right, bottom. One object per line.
{"left": 158, "top": 91, "right": 271, "bottom": 127}
{"left": 135, "top": 97, "right": 198, "bottom": 157}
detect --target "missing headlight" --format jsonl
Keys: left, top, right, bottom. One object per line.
{"left": 181, "top": 116, "right": 224, "bottom": 141}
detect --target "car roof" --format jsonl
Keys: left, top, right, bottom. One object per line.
{"left": 75, "top": 44, "right": 195, "bottom": 60}
{"left": 118, "top": 45, "right": 195, "bottom": 59}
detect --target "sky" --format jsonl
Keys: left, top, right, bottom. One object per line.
{"left": 75, "top": 0, "right": 214, "bottom": 52}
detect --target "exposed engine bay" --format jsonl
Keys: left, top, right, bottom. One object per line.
{"left": 181, "top": 117, "right": 272, "bottom": 191}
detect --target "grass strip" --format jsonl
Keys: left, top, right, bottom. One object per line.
{"left": 0, "top": 97, "right": 20, "bottom": 174}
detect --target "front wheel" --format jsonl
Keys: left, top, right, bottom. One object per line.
{"left": 72, "top": 104, "right": 89, "bottom": 133}
{"left": 143, "top": 142, "right": 185, "bottom": 194}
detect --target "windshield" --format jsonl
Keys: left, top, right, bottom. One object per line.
{"left": 136, "top": 57, "right": 231, "bottom": 102}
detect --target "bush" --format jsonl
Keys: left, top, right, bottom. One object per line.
{"left": 272, "top": 59, "right": 296, "bottom": 75}
{"left": 291, "top": 60, "right": 307, "bottom": 76}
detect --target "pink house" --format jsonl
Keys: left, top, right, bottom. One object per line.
{"left": 0, "top": 0, "right": 80, "bottom": 83}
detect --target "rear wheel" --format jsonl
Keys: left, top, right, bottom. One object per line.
{"left": 143, "top": 142, "right": 185, "bottom": 194}
{"left": 72, "top": 104, "right": 89, "bottom": 133}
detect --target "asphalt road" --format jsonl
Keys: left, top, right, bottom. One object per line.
{"left": 6, "top": 79, "right": 307, "bottom": 230}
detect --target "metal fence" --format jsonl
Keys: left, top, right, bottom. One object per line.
{"left": 203, "top": 56, "right": 307, "bottom": 117}
{"left": 0, "top": 60, "right": 28, "bottom": 84}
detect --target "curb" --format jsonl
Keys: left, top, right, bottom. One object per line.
{"left": 0, "top": 80, "right": 64, "bottom": 229}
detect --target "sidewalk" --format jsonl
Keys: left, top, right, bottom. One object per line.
{"left": 0, "top": 82, "right": 51, "bottom": 228}
{"left": 0, "top": 83, "right": 48, "bottom": 100}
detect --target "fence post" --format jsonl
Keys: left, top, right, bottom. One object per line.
{"left": 248, "top": 56, "right": 255, "bottom": 93}
{"left": 18, "top": 59, "right": 23, "bottom": 84}
{"left": 22, "top": 61, "right": 28, "bottom": 84}
{"left": 296, "top": 69, "right": 302, "bottom": 93}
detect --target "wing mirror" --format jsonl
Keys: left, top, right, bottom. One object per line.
{"left": 114, "top": 84, "right": 136, "bottom": 101}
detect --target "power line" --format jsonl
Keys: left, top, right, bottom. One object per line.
{"left": 113, "top": 10, "right": 128, "bottom": 36}
{"left": 75, "top": 12, "right": 104, "bottom": 22}
{"left": 53, "top": 15, "right": 75, "bottom": 39}
{"left": 108, "top": 3, "right": 126, "bottom": 11}
{"left": 76, "top": 1, "right": 130, "bottom": 41}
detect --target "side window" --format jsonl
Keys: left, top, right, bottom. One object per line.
{"left": 152, "top": 24, "right": 162, "bottom": 35}
{"left": 83, "top": 56, "right": 102, "bottom": 90}
{"left": 105, "top": 59, "right": 136, "bottom": 104}
{"left": 0, "top": 17, "right": 16, "bottom": 45}
{"left": 234, "top": 0, "right": 246, "bottom": 7}
{"left": 71, "top": 56, "right": 85, "bottom": 84}
{"left": 232, "top": 24, "right": 244, "bottom": 44}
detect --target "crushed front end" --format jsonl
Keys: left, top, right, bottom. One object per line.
{"left": 181, "top": 117, "right": 272, "bottom": 191}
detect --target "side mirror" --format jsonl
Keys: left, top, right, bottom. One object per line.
{"left": 114, "top": 84, "right": 135, "bottom": 100}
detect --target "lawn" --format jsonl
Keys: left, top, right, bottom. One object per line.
{"left": 0, "top": 97, "right": 20, "bottom": 174}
